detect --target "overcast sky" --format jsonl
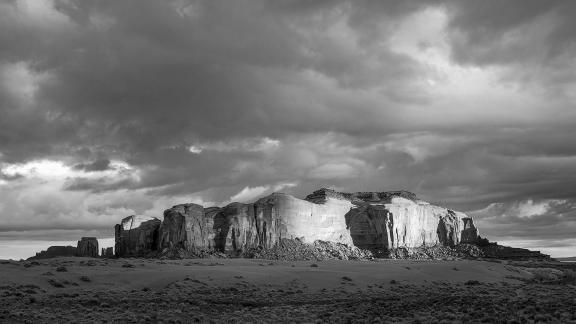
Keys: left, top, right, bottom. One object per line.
{"left": 1, "top": 0, "right": 575, "bottom": 259}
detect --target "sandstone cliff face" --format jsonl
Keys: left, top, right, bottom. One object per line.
{"left": 204, "top": 194, "right": 354, "bottom": 254}
{"left": 114, "top": 189, "right": 480, "bottom": 257}
{"left": 308, "top": 189, "right": 482, "bottom": 253}
{"left": 115, "top": 215, "right": 161, "bottom": 257}
{"left": 76, "top": 237, "right": 99, "bottom": 257}
{"left": 344, "top": 198, "right": 464, "bottom": 253}
{"left": 157, "top": 203, "right": 210, "bottom": 251}
{"left": 208, "top": 203, "right": 259, "bottom": 254}
{"left": 254, "top": 193, "right": 354, "bottom": 247}
{"left": 460, "top": 217, "right": 480, "bottom": 244}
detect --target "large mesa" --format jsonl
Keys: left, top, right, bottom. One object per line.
{"left": 113, "top": 189, "right": 483, "bottom": 258}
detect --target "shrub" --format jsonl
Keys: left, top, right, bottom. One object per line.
{"left": 561, "top": 269, "right": 576, "bottom": 284}
{"left": 477, "top": 237, "right": 491, "bottom": 247}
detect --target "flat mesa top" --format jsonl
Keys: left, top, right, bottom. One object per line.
{"left": 305, "top": 188, "right": 418, "bottom": 204}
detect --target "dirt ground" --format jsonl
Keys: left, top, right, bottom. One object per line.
{"left": 1, "top": 257, "right": 575, "bottom": 323}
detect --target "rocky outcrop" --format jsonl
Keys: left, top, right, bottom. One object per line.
{"left": 460, "top": 217, "right": 480, "bottom": 244}
{"left": 157, "top": 203, "right": 211, "bottom": 251}
{"left": 481, "top": 244, "right": 551, "bottom": 261}
{"left": 114, "top": 188, "right": 482, "bottom": 258}
{"left": 343, "top": 197, "right": 466, "bottom": 253}
{"left": 76, "top": 237, "right": 99, "bottom": 257}
{"left": 244, "top": 239, "right": 373, "bottom": 261}
{"left": 253, "top": 193, "right": 355, "bottom": 247}
{"left": 101, "top": 247, "right": 114, "bottom": 258}
{"left": 203, "top": 193, "right": 355, "bottom": 255}
{"left": 387, "top": 244, "right": 485, "bottom": 259}
{"left": 209, "top": 203, "right": 259, "bottom": 255}
{"left": 28, "top": 246, "right": 77, "bottom": 260}
{"left": 115, "top": 215, "right": 161, "bottom": 257}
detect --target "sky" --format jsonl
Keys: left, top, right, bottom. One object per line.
{"left": 1, "top": 0, "right": 575, "bottom": 259}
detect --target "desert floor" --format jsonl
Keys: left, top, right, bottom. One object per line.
{"left": 1, "top": 257, "right": 575, "bottom": 323}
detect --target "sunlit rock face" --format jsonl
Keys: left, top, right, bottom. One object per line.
{"left": 205, "top": 194, "right": 354, "bottom": 254}
{"left": 76, "top": 237, "right": 99, "bottom": 257}
{"left": 157, "top": 203, "right": 211, "bottom": 251}
{"left": 114, "top": 215, "right": 161, "bottom": 257}
{"left": 306, "top": 189, "right": 479, "bottom": 252}
{"left": 254, "top": 193, "right": 354, "bottom": 247}
{"left": 344, "top": 197, "right": 465, "bottom": 252}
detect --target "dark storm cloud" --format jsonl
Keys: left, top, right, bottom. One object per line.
{"left": 3, "top": 0, "right": 436, "bottom": 195}
{"left": 0, "top": 99, "right": 79, "bottom": 163}
{"left": 445, "top": 0, "right": 576, "bottom": 64}
{"left": 0, "top": 0, "right": 435, "bottom": 165}
{"left": 63, "top": 176, "right": 135, "bottom": 192}
{"left": 472, "top": 198, "right": 576, "bottom": 247}
{"left": 443, "top": 0, "right": 576, "bottom": 90}
{"left": 73, "top": 158, "right": 111, "bottom": 172}
{"left": 0, "top": 0, "right": 575, "bottom": 256}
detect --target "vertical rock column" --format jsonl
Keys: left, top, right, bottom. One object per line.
{"left": 101, "top": 247, "right": 114, "bottom": 258}
{"left": 437, "top": 211, "right": 461, "bottom": 248}
{"left": 460, "top": 217, "right": 479, "bottom": 244}
{"left": 158, "top": 203, "right": 210, "bottom": 251}
{"left": 253, "top": 195, "right": 285, "bottom": 249}
{"left": 217, "top": 203, "right": 259, "bottom": 254}
{"left": 76, "top": 237, "right": 99, "bottom": 257}
{"left": 115, "top": 215, "right": 161, "bottom": 257}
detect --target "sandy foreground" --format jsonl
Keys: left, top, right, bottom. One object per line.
{"left": 1, "top": 257, "right": 575, "bottom": 323}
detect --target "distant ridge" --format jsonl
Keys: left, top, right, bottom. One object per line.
{"left": 556, "top": 256, "right": 576, "bottom": 262}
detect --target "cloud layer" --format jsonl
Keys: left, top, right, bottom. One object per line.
{"left": 1, "top": 0, "right": 575, "bottom": 258}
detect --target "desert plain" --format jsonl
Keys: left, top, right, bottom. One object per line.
{"left": 1, "top": 257, "right": 575, "bottom": 323}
